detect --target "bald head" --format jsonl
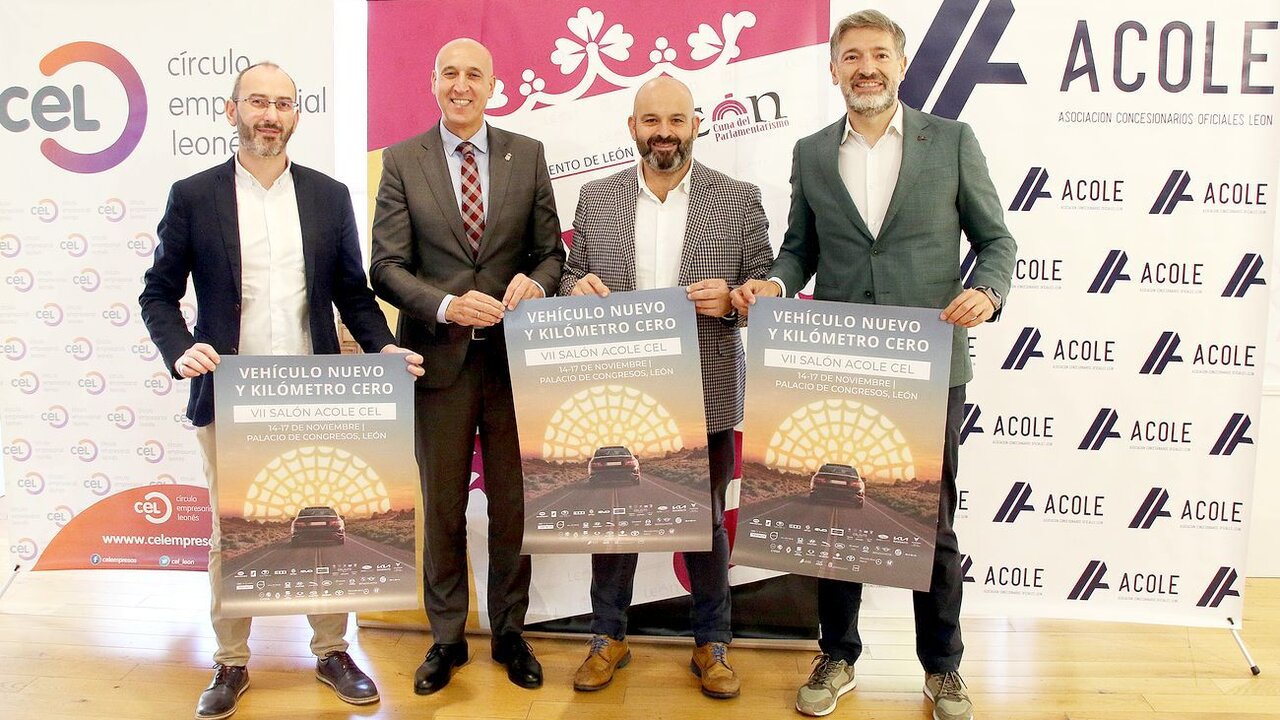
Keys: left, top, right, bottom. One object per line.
{"left": 632, "top": 76, "right": 694, "bottom": 118}
{"left": 435, "top": 38, "right": 492, "bottom": 75}
{"left": 433, "top": 38, "right": 496, "bottom": 139}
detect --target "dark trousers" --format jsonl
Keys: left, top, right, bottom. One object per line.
{"left": 817, "top": 384, "right": 966, "bottom": 673}
{"left": 588, "top": 428, "right": 735, "bottom": 645}
{"left": 415, "top": 339, "right": 530, "bottom": 644}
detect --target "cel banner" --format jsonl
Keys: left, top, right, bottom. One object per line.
{"left": 211, "top": 355, "right": 418, "bottom": 618}
{"left": 0, "top": 0, "right": 337, "bottom": 573}
{"left": 732, "top": 298, "right": 953, "bottom": 591}
{"left": 504, "top": 287, "right": 712, "bottom": 554}
{"left": 33, "top": 484, "right": 211, "bottom": 570}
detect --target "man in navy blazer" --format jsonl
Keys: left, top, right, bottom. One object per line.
{"left": 140, "top": 62, "right": 422, "bottom": 720}
{"left": 733, "top": 10, "right": 1015, "bottom": 720}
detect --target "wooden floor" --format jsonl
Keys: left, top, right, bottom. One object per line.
{"left": 0, "top": 543, "right": 1276, "bottom": 718}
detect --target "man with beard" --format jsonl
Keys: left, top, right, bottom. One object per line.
{"left": 731, "top": 10, "right": 1015, "bottom": 720}
{"left": 559, "top": 76, "right": 773, "bottom": 699}
{"left": 140, "top": 62, "right": 423, "bottom": 720}
{"left": 370, "top": 38, "right": 563, "bottom": 695}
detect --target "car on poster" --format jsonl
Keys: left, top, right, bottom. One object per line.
{"left": 289, "top": 506, "right": 346, "bottom": 546}
{"left": 808, "top": 463, "right": 866, "bottom": 508}
{"left": 588, "top": 445, "right": 641, "bottom": 485}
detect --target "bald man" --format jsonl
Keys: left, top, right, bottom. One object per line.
{"left": 558, "top": 76, "right": 774, "bottom": 698}
{"left": 371, "top": 38, "right": 564, "bottom": 694}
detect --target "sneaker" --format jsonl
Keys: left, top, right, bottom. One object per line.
{"left": 924, "top": 671, "right": 973, "bottom": 720}
{"left": 690, "top": 641, "right": 741, "bottom": 699}
{"left": 795, "top": 654, "right": 855, "bottom": 716}
{"left": 572, "top": 634, "right": 631, "bottom": 691}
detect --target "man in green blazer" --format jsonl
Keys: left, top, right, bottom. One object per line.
{"left": 733, "top": 9, "right": 1015, "bottom": 720}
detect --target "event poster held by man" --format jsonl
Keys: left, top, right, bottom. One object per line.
{"left": 369, "top": 38, "right": 565, "bottom": 695}
{"left": 139, "top": 62, "right": 424, "bottom": 720}
{"left": 733, "top": 9, "right": 1016, "bottom": 720}
{"left": 558, "top": 75, "right": 774, "bottom": 699}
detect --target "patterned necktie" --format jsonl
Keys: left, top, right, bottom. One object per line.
{"left": 457, "top": 141, "right": 484, "bottom": 258}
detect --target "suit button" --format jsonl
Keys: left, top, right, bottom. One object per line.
{"left": 863, "top": 290, "right": 873, "bottom": 298}
{"left": 871, "top": 248, "right": 880, "bottom": 256}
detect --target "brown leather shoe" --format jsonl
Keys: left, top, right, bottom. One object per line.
{"left": 690, "top": 642, "right": 740, "bottom": 699}
{"left": 573, "top": 635, "right": 631, "bottom": 691}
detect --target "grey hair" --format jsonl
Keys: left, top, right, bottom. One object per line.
{"left": 829, "top": 9, "right": 907, "bottom": 60}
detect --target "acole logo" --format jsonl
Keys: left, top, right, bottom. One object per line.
{"left": 1222, "top": 254, "right": 1265, "bottom": 298}
{"left": 1068, "top": 560, "right": 1109, "bottom": 601}
{"left": 1089, "top": 250, "right": 1208, "bottom": 295}
{"left": 1140, "top": 331, "right": 1257, "bottom": 376}
{"left": 1197, "top": 567, "right": 1241, "bottom": 608}
{"left": 959, "top": 402, "right": 983, "bottom": 444}
{"left": 1008, "top": 166, "right": 1124, "bottom": 212}
{"left": 1130, "top": 486, "right": 1244, "bottom": 530}
{"left": 1210, "top": 413, "right": 1253, "bottom": 456}
{"left": 1150, "top": 170, "right": 1269, "bottom": 215}
{"left": 1003, "top": 326, "right": 1116, "bottom": 370}
{"left": 899, "top": 0, "right": 1025, "bottom": 119}
{"left": 993, "top": 481, "right": 1034, "bottom": 523}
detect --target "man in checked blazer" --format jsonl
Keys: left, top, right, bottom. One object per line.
{"left": 733, "top": 10, "right": 1015, "bottom": 720}
{"left": 559, "top": 76, "right": 774, "bottom": 699}
{"left": 370, "top": 38, "right": 564, "bottom": 694}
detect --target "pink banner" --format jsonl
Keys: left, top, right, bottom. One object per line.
{"left": 367, "top": 0, "right": 828, "bottom": 150}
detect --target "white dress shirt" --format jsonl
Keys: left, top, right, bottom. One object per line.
{"left": 634, "top": 161, "right": 692, "bottom": 290}
{"left": 838, "top": 101, "right": 904, "bottom": 238}
{"left": 773, "top": 103, "right": 904, "bottom": 297}
{"left": 234, "top": 156, "right": 311, "bottom": 356}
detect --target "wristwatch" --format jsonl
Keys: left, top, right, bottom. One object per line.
{"left": 973, "top": 285, "right": 1002, "bottom": 311}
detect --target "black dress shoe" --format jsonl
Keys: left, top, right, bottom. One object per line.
{"left": 492, "top": 633, "right": 543, "bottom": 689}
{"left": 316, "top": 650, "right": 379, "bottom": 705}
{"left": 413, "top": 641, "right": 469, "bottom": 695}
{"left": 195, "top": 664, "right": 249, "bottom": 720}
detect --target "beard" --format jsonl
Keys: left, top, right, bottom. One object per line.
{"left": 637, "top": 132, "right": 693, "bottom": 173}
{"left": 237, "top": 116, "right": 293, "bottom": 157}
{"left": 842, "top": 71, "right": 898, "bottom": 116}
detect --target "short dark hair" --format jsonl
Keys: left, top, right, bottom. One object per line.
{"left": 830, "top": 9, "right": 907, "bottom": 60}
{"left": 231, "top": 61, "right": 295, "bottom": 99}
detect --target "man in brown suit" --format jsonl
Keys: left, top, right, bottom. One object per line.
{"left": 370, "top": 37, "right": 564, "bottom": 695}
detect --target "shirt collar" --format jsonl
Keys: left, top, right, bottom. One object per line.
{"left": 841, "top": 101, "right": 904, "bottom": 147}
{"left": 233, "top": 154, "right": 293, "bottom": 191}
{"left": 636, "top": 159, "right": 694, "bottom": 201}
{"left": 441, "top": 122, "right": 489, "bottom": 157}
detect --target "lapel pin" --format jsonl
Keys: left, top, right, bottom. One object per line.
{"left": 917, "top": 134, "right": 927, "bottom": 141}
{"left": 504, "top": 152, "right": 512, "bottom": 161}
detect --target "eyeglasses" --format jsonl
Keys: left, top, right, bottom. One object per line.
{"left": 234, "top": 96, "right": 297, "bottom": 113}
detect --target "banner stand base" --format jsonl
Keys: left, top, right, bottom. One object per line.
{"left": 1228, "top": 617, "right": 1262, "bottom": 676}
{"left": 0, "top": 564, "right": 21, "bottom": 603}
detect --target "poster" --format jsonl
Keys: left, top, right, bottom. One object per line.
{"left": 504, "top": 287, "right": 713, "bottom": 554}
{"left": 732, "top": 297, "right": 953, "bottom": 590}
{"left": 211, "top": 354, "right": 418, "bottom": 617}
